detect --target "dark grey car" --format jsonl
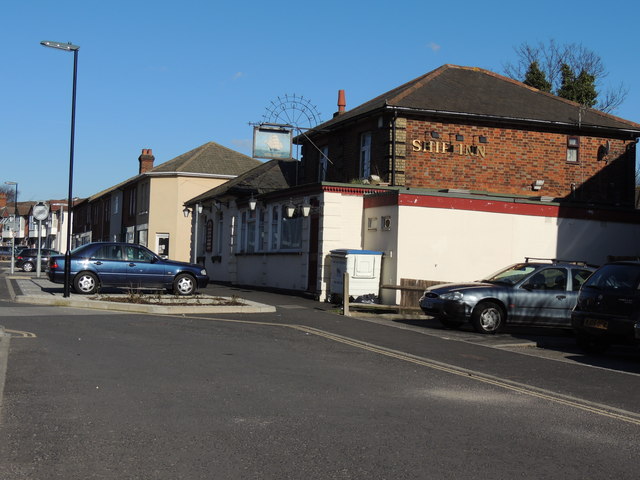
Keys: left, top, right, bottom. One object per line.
{"left": 572, "top": 261, "right": 640, "bottom": 352}
{"left": 419, "top": 259, "right": 596, "bottom": 333}
{"left": 15, "top": 248, "right": 60, "bottom": 272}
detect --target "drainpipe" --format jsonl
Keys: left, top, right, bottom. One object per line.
{"left": 391, "top": 108, "right": 397, "bottom": 186}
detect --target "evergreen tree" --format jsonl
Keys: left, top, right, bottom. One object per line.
{"left": 523, "top": 61, "right": 551, "bottom": 92}
{"left": 557, "top": 63, "right": 577, "bottom": 100}
{"left": 557, "top": 64, "right": 597, "bottom": 107}
{"left": 574, "top": 69, "right": 597, "bottom": 107}
{"left": 504, "top": 40, "right": 627, "bottom": 112}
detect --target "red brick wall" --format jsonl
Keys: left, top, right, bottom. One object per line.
{"left": 404, "top": 119, "right": 635, "bottom": 202}
{"left": 300, "top": 115, "right": 636, "bottom": 205}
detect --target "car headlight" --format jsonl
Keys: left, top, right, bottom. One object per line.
{"left": 200, "top": 269, "right": 207, "bottom": 276}
{"left": 440, "top": 291, "right": 463, "bottom": 301}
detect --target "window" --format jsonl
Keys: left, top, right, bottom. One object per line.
{"left": 215, "top": 212, "right": 223, "bottom": 255}
{"left": 567, "top": 136, "right": 579, "bottom": 162}
{"left": 270, "top": 207, "right": 279, "bottom": 250}
{"left": 367, "top": 217, "right": 378, "bottom": 230}
{"left": 526, "top": 268, "right": 567, "bottom": 291}
{"left": 246, "top": 209, "right": 256, "bottom": 253}
{"left": 258, "top": 208, "right": 267, "bottom": 251}
{"left": 126, "top": 245, "right": 154, "bottom": 262}
{"left": 91, "top": 244, "right": 123, "bottom": 260}
{"left": 112, "top": 195, "right": 120, "bottom": 215}
{"left": 240, "top": 212, "right": 247, "bottom": 253}
{"left": 280, "top": 206, "right": 302, "bottom": 250}
{"left": 139, "top": 182, "right": 150, "bottom": 213}
{"left": 318, "top": 145, "right": 329, "bottom": 182}
{"left": 572, "top": 269, "right": 594, "bottom": 292}
{"left": 128, "top": 188, "right": 137, "bottom": 216}
{"left": 360, "top": 132, "right": 371, "bottom": 179}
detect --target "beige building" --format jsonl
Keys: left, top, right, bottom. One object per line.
{"left": 73, "top": 142, "right": 261, "bottom": 262}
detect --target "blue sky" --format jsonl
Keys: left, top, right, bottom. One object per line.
{"left": 2, "top": 0, "right": 639, "bottom": 201}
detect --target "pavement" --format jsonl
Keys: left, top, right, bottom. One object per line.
{"left": 2, "top": 270, "right": 277, "bottom": 314}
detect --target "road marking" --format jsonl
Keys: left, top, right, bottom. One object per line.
{"left": 175, "top": 314, "right": 640, "bottom": 427}
{"left": 3, "top": 329, "right": 37, "bottom": 338}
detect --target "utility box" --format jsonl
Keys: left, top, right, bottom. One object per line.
{"left": 330, "top": 249, "right": 383, "bottom": 302}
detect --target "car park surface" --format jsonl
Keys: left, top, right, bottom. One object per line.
{"left": 47, "top": 242, "right": 209, "bottom": 295}
{"left": 572, "top": 261, "right": 640, "bottom": 352}
{"left": 419, "top": 258, "right": 596, "bottom": 333}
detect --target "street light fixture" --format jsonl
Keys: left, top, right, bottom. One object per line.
{"left": 41, "top": 40, "right": 80, "bottom": 297}
{"left": 4, "top": 181, "right": 18, "bottom": 274}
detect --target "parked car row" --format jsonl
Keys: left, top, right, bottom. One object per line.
{"left": 419, "top": 258, "right": 640, "bottom": 353}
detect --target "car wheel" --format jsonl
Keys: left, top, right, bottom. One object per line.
{"left": 576, "top": 333, "right": 609, "bottom": 354}
{"left": 471, "top": 301, "right": 504, "bottom": 334}
{"left": 439, "top": 318, "right": 464, "bottom": 329}
{"left": 74, "top": 272, "right": 98, "bottom": 295}
{"left": 173, "top": 273, "right": 196, "bottom": 296}
{"left": 22, "top": 262, "right": 34, "bottom": 272}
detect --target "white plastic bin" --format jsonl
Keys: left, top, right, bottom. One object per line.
{"left": 330, "top": 249, "right": 383, "bottom": 302}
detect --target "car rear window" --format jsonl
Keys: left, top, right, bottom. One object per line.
{"left": 583, "top": 264, "right": 640, "bottom": 293}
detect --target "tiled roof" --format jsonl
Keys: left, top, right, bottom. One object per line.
{"left": 187, "top": 159, "right": 298, "bottom": 204}
{"left": 85, "top": 142, "right": 262, "bottom": 202}
{"left": 151, "top": 141, "right": 261, "bottom": 175}
{"left": 312, "top": 65, "right": 640, "bottom": 134}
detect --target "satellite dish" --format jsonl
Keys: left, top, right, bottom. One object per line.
{"left": 605, "top": 141, "right": 611, "bottom": 155}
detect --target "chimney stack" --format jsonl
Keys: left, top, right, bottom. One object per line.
{"left": 334, "top": 89, "right": 346, "bottom": 117}
{"left": 138, "top": 148, "right": 155, "bottom": 174}
{"left": 0, "top": 192, "right": 6, "bottom": 209}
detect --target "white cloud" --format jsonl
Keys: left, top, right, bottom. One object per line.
{"left": 427, "top": 42, "right": 441, "bottom": 52}
{"left": 232, "top": 71, "right": 245, "bottom": 80}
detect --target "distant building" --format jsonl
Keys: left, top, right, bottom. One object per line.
{"left": 72, "top": 142, "right": 261, "bottom": 262}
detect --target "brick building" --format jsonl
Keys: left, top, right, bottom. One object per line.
{"left": 187, "top": 65, "right": 640, "bottom": 302}
{"left": 298, "top": 64, "right": 638, "bottom": 206}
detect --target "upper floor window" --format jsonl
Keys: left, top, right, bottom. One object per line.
{"left": 360, "top": 132, "right": 371, "bottom": 179}
{"left": 567, "top": 136, "right": 579, "bottom": 163}
{"left": 318, "top": 145, "right": 329, "bottom": 182}
{"left": 128, "top": 188, "right": 137, "bottom": 216}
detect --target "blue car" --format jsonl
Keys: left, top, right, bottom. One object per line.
{"left": 48, "top": 242, "right": 209, "bottom": 295}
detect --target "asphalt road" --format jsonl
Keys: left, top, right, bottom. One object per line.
{"left": 0, "top": 275, "right": 639, "bottom": 479}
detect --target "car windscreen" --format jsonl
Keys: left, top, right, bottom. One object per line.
{"left": 582, "top": 264, "right": 640, "bottom": 294}
{"left": 484, "top": 263, "right": 538, "bottom": 285}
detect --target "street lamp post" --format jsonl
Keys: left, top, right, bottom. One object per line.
{"left": 4, "top": 181, "right": 18, "bottom": 274}
{"left": 41, "top": 40, "right": 80, "bottom": 297}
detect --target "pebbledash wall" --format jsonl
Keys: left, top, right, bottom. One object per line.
{"left": 363, "top": 189, "right": 640, "bottom": 305}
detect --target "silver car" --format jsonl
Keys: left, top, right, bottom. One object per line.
{"left": 419, "top": 259, "right": 596, "bottom": 333}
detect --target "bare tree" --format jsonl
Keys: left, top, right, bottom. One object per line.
{"left": 504, "top": 40, "right": 628, "bottom": 113}
{"left": 0, "top": 185, "right": 17, "bottom": 203}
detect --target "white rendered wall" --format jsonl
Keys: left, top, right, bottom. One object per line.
{"left": 393, "top": 204, "right": 640, "bottom": 286}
